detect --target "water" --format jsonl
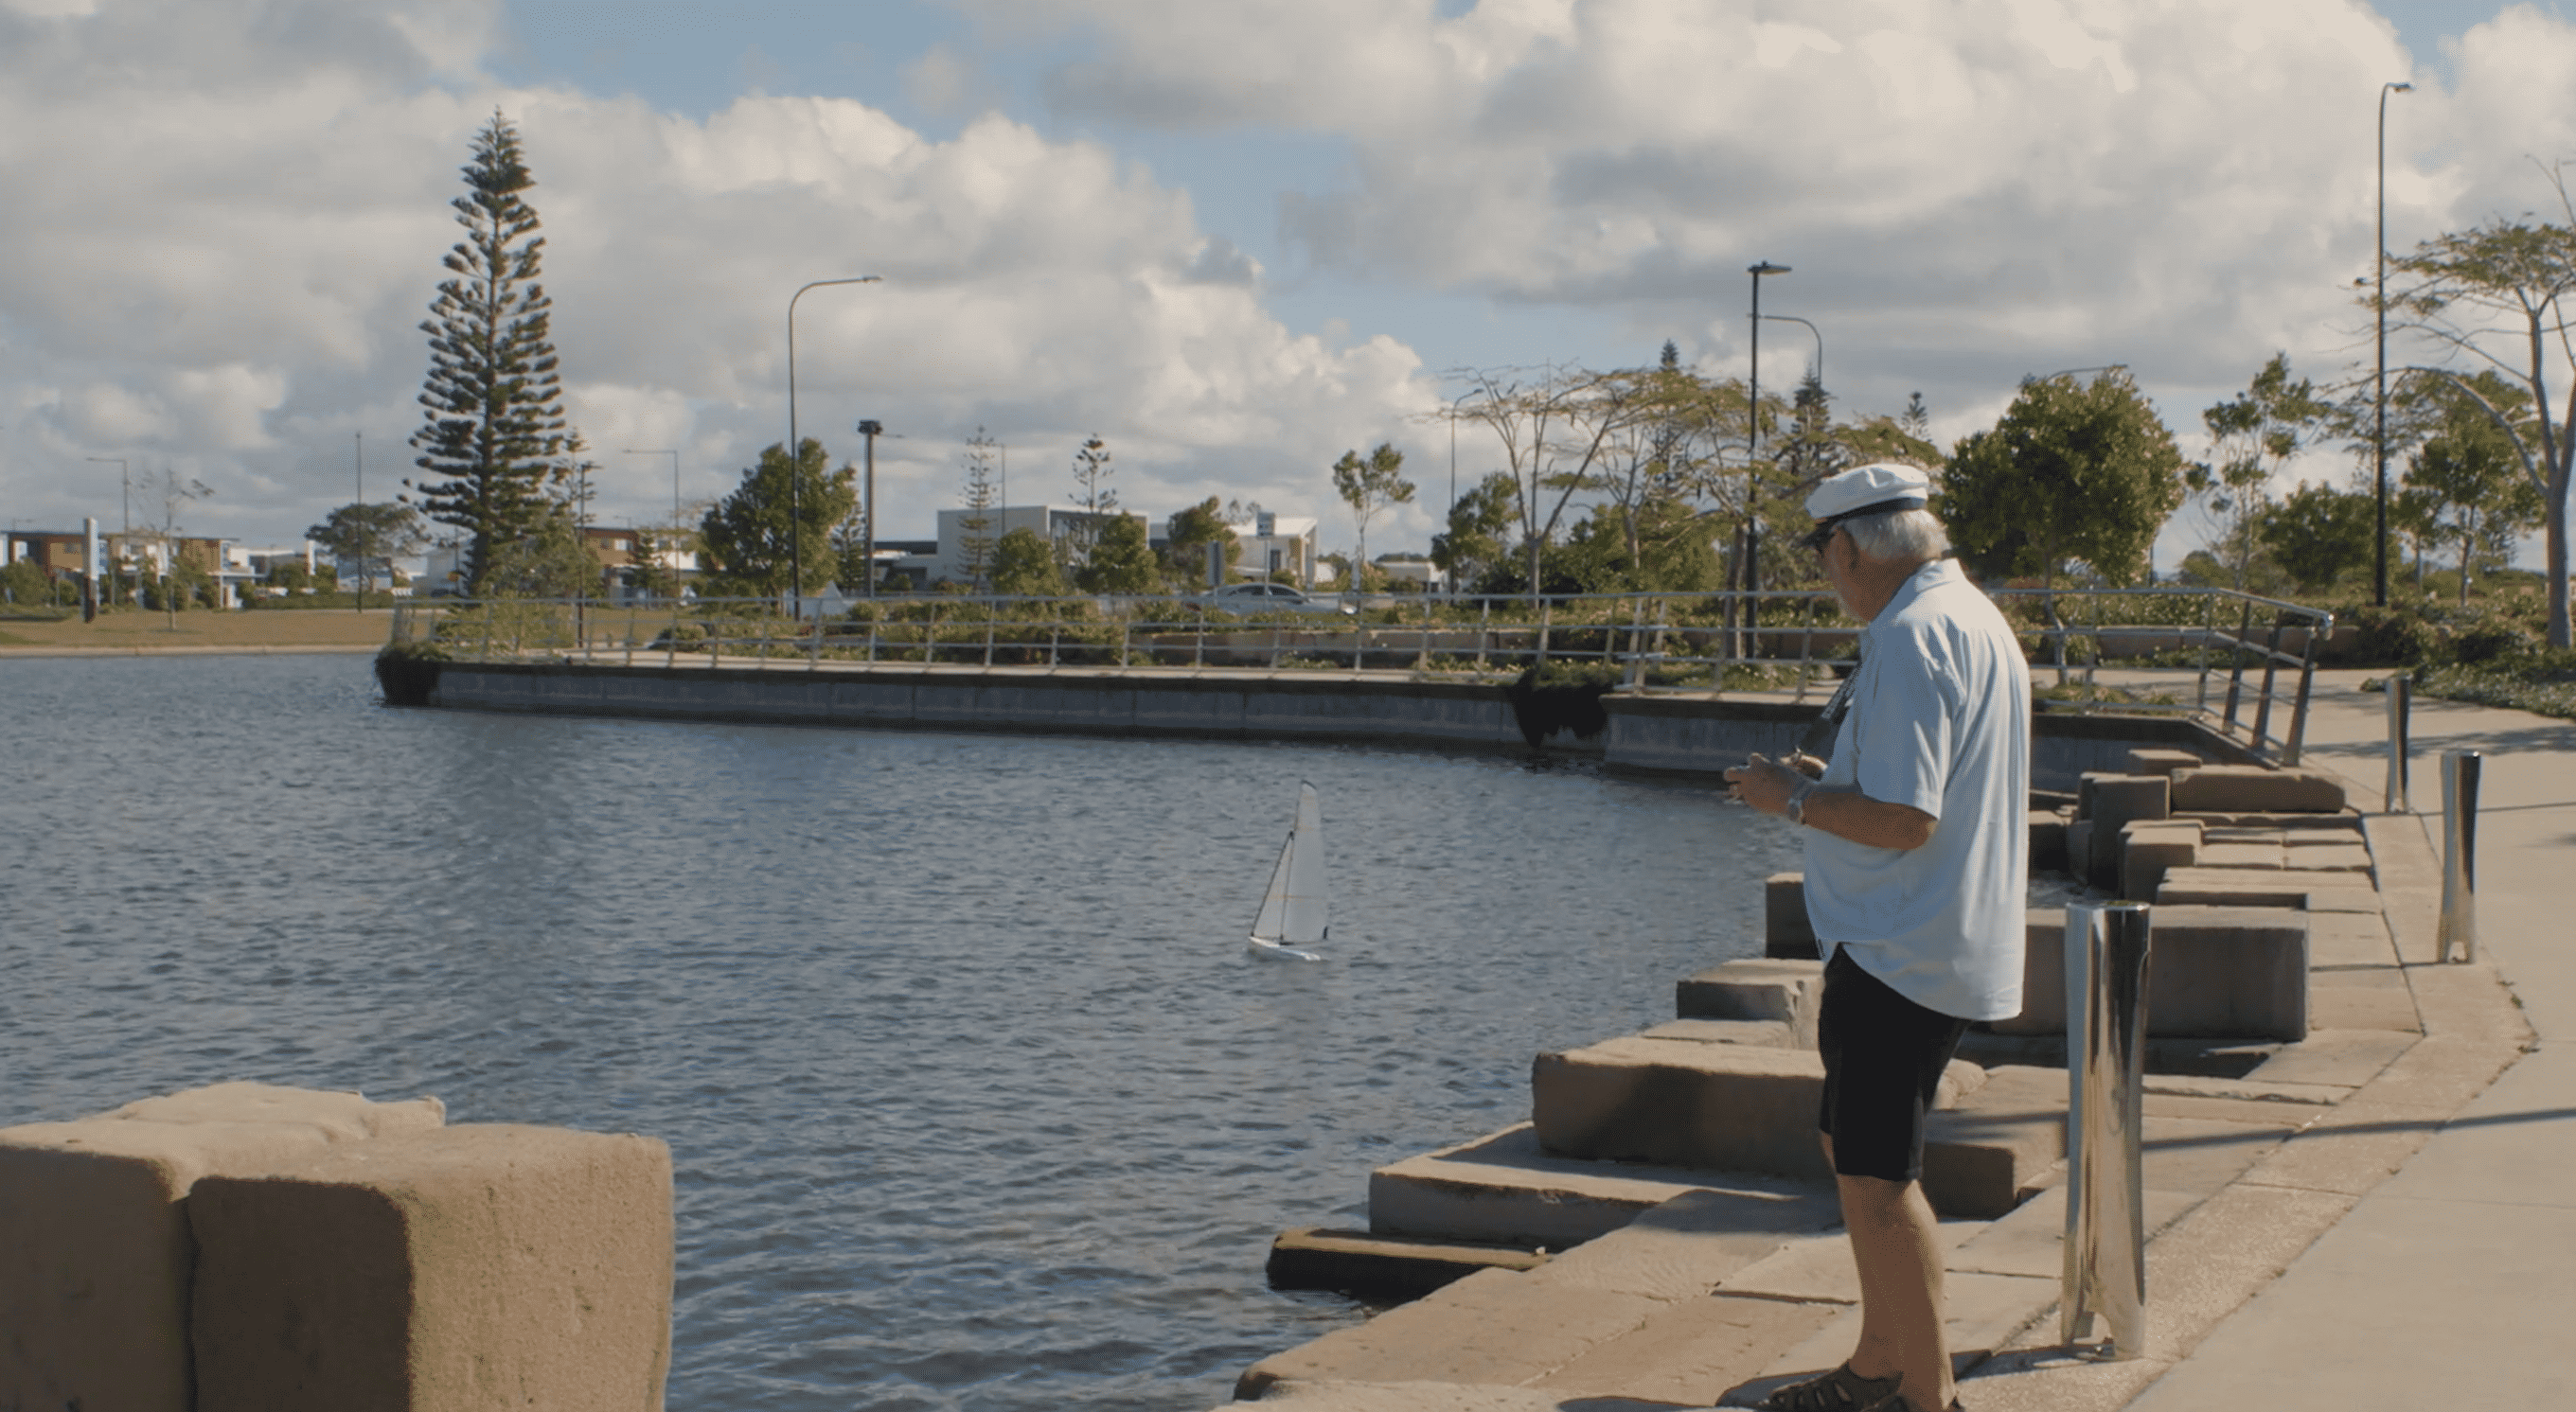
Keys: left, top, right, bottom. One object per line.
{"left": 0, "top": 654, "right": 1797, "bottom": 1410}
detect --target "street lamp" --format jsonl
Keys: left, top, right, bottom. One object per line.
{"left": 86, "top": 456, "right": 126, "bottom": 606}
{"left": 2377, "top": 79, "right": 2414, "bottom": 609}
{"left": 856, "top": 419, "right": 883, "bottom": 598}
{"left": 1759, "top": 314, "right": 1823, "bottom": 390}
{"left": 786, "top": 275, "right": 881, "bottom": 615}
{"left": 624, "top": 448, "right": 680, "bottom": 521}
{"left": 1744, "top": 260, "right": 1790, "bottom": 599}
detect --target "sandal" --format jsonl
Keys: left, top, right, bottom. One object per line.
{"left": 1756, "top": 1363, "right": 1902, "bottom": 1412}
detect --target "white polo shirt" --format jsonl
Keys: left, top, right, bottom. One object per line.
{"left": 1803, "top": 558, "right": 2031, "bottom": 1021}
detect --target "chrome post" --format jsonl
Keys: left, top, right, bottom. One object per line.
{"left": 2438, "top": 750, "right": 2480, "bottom": 963}
{"left": 2384, "top": 673, "right": 2412, "bottom": 813}
{"left": 2063, "top": 900, "right": 2153, "bottom": 1359}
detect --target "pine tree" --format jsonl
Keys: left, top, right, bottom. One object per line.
{"left": 960, "top": 427, "right": 1002, "bottom": 591}
{"left": 1066, "top": 435, "right": 1115, "bottom": 565}
{"left": 405, "top": 112, "right": 573, "bottom": 592}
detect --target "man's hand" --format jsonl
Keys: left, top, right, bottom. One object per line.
{"left": 1723, "top": 750, "right": 1935, "bottom": 850}
{"left": 1723, "top": 752, "right": 1807, "bottom": 817}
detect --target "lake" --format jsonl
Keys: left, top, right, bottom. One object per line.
{"left": 0, "top": 653, "right": 1794, "bottom": 1410}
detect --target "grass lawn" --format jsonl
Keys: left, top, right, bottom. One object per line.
{"left": 0, "top": 607, "right": 395, "bottom": 653}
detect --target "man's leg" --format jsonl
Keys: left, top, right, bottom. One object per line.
{"left": 1835, "top": 1160, "right": 1952, "bottom": 1412}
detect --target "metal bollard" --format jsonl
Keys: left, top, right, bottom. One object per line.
{"left": 2063, "top": 900, "right": 2153, "bottom": 1359}
{"left": 2384, "top": 673, "right": 2411, "bottom": 813}
{"left": 2438, "top": 750, "right": 2480, "bottom": 963}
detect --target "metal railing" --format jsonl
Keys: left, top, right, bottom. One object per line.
{"left": 388, "top": 583, "right": 2332, "bottom": 764}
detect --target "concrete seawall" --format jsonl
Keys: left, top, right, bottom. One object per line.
{"left": 419, "top": 660, "right": 2258, "bottom": 788}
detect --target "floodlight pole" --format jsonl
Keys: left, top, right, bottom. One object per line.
{"left": 787, "top": 275, "right": 880, "bottom": 616}
{"left": 1745, "top": 261, "right": 1790, "bottom": 600}
{"left": 2376, "top": 80, "right": 2413, "bottom": 609}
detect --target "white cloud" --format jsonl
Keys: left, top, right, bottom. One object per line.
{"left": 0, "top": 0, "right": 1439, "bottom": 545}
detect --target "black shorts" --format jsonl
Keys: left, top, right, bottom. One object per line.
{"left": 1816, "top": 946, "right": 1972, "bottom": 1183}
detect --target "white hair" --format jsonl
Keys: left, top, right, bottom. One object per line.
{"left": 1841, "top": 507, "right": 1949, "bottom": 563}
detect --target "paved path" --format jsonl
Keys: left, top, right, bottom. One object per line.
{"left": 2121, "top": 671, "right": 2575, "bottom": 1410}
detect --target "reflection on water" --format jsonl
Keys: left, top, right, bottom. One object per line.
{"left": 0, "top": 655, "right": 1795, "bottom": 1410}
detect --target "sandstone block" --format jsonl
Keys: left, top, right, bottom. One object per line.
{"left": 2029, "top": 810, "right": 2069, "bottom": 874}
{"left": 1919, "top": 1065, "right": 2069, "bottom": 1220}
{"left": 2169, "top": 765, "right": 2347, "bottom": 813}
{"left": 1529, "top": 1037, "right": 1988, "bottom": 1208}
{"left": 1764, "top": 873, "right": 1817, "bottom": 960}
{"left": 2066, "top": 819, "right": 2095, "bottom": 884}
{"left": 1997, "top": 906, "right": 2309, "bottom": 1040}
{"left": 2154, "top": 865, "right": 2359, "bottom": 909}
{"left": 2123, "top": 748, "right": 2204, "bottom": 777}
{"left": 188, "top": 1123, "right": 674, "bottom": 1412}
{"left": 2119, "top": 820, "right": 2202, "bottom": 903}
{"left": 1369, "top": 1124, "right": 1740, "bottom": 1249}
{"left": 2195, "top": 840, "right": 2286, "bottom": 870}
{"left": 2079, "top": 774, "right": 2171, "bottom": 890}
{"left": 0, "top": 1084, "right": 445, "bottom": 1412}
{"left": 1673, "top": 958, "right": 1825, "bottom": 1048}
{"left": 1640, "top": 1017, "right": 1796, "bottom": 1048}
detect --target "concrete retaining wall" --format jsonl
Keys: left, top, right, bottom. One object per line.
{"left": 423, "top": 662, "right": 2255, "bottom": 788}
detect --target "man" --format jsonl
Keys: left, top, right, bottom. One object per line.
{"left": 1723, "top": 462, "right": 2030, "bottom": 1412}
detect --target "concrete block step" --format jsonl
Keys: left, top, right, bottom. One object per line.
{"left": 1999, "top": 905, "right": 2312, "bottom": 1041}
{"left": 1368, "top": 1123, "right": 1791, "bottom": 1251}
{"left": 1266, "top": 1227, "right": 1550, "bottom": 1300}
{"left": 2156, "top": 866, "right": 2379, "bottom": 913}
{"left": 1527, "top": 1034, "right": 2052, "bottom": 1219}
{"left": 1674, "top": 958, "right": 1824, "bottom": 1046}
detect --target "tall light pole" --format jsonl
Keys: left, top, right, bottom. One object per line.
{"left": 787, "top": 275, "right": 881, "bottom": 615}
{"left": 2376, "top": 80, "right": 2414, "bottom": 609}
{"left": 87, "top": 457, "right": 127, "bottom": 606}
{"left": 856, "top": 418, "right": 884, "bottom": 598}
{"left": 1744, "top": 260, "right": 1790, "bottom": 600}
{"left": 624, "top": 449, "right": 680, "bottom": 522}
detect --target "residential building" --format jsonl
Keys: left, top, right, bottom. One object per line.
{"left": 901, "top": 503, "right": 1319, "bottom": 591}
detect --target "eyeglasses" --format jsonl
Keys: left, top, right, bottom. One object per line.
{"left": 1800, "top": 521, "right": 1842, "bottom": 555}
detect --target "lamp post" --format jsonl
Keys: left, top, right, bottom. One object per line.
{"left": 856, "top": 419, "right": 883, "bottom": 598}
{"left": 1760, "top": 314, "right": 1822, "bottom": 391}
{"left": 86, "top": 457, "right": 127, "bottom": 606}
{"left": 1744, "top": 260, "right": 1790, "bottom": 601}
{"left": 787, "top": 275, "right": 881, "bottom": 615}
{"left": 2376, "top": 80, "right": 2414, "bottom": 609}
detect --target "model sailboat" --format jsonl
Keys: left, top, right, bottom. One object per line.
{"left": 1248, "top": 782, "right": 1329, "bottom": 962}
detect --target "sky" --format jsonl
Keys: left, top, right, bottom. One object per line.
{"left": 4, "top": 0, "right": 2574, "bottom": 569}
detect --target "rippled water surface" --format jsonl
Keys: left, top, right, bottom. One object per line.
{"left": 1, "top": 654, "right": 1794, "bottom": 1410}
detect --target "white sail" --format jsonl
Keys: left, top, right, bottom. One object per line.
{"left": 1249, "top": 782, "right": 1327, "bottom": 960}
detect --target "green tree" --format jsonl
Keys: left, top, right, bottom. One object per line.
{"left": 2256, "top": 483, "right": 2375, "bottom": 592}
{"left": 483, "top": 500, "right": 601, "bottom": 599}
{"left": 990, "top": 526, "right": 1065, "bottom": 597}
{"left": 1330, "top": 443, "right": 1416, "bottom": 591}
{"left": 403, "top": 112, "right": 574, "bottom": 592}
{"left": 1075, "top": 515, "right": 1158, "bottom": 593}
{"left": 2403, "top": 372, "right": 2547, "bottom": 606}
{"left": 2190, "top": 353, "right": 2331, "bottom": 590}
{"left": 2385, "top": 189, "right": 2576, "bottom": 644}
{"left": 1940, "top": 370, "right": 2187, "bottom": 589}
{"left": 698, "top": 438, "right": 859, "bottom": 596}
{"left": 1, "top": 556, "right": 59, "bottom": 608}
{"left": 1163, "top": 496, "right": 1238, "bottom": 590}
{"left": 625, "top": 523, "right": 684, "bottom": 601}
{"left": 307, "top": 502, "right": 429, "bottom": 605}
{"left": 1430, "top": 470, "right": 1518, "bottom": 591}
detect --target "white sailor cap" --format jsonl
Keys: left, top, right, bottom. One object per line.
{"left": 1803, "top": 462, "right": 1932, "bottom": 523}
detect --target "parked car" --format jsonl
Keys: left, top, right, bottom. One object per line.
{"left": 1199, "top": 581, "right": 1357, "bottom": 616}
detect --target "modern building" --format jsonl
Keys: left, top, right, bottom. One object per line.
{"left": 899, "top": 504, "right": 1320, "bottom": 591}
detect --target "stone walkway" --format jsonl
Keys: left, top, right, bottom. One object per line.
{"left": 1214, "top": 669, "right": 2567, "bottom": 1412}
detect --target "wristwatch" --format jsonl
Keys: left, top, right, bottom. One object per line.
{"left": 1785, "top": 780, "right": 1818, "bottom": 827}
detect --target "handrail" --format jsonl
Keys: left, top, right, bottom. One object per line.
{"left": 390, "top": 583, "right": 2334, "bottom": 764}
